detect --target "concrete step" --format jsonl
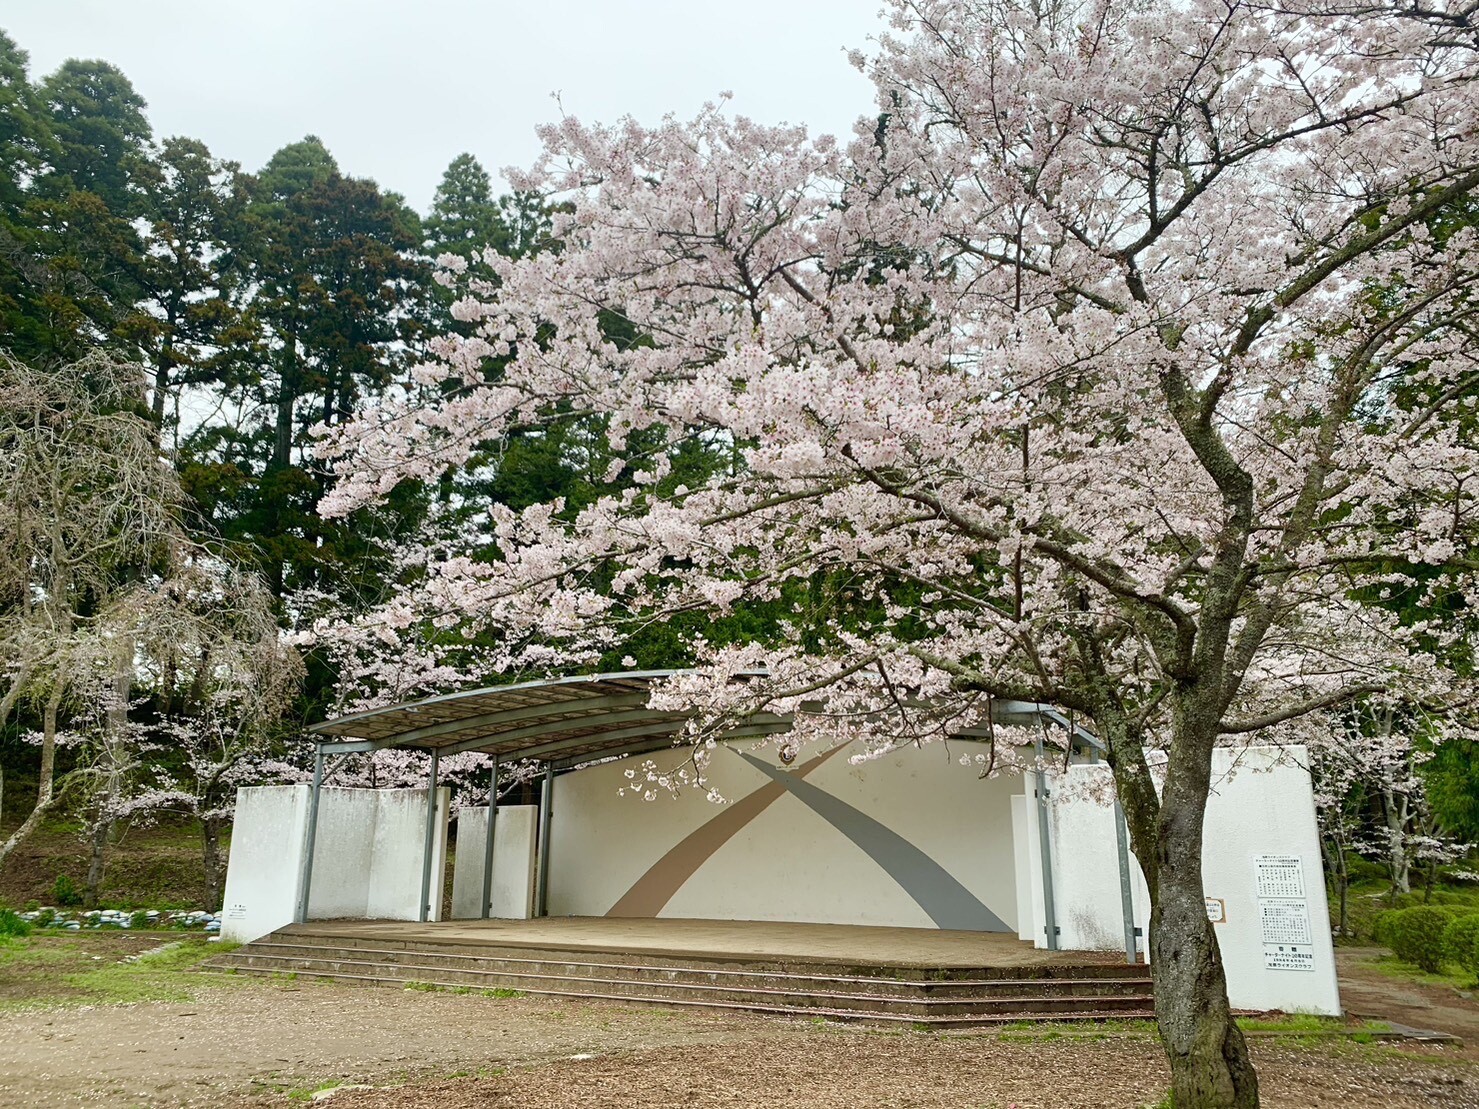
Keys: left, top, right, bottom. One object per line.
{"left": 213, "top": 950, "right": 1154, "bottom": 1017}
{"left": 270, "top": 927, "right": 1151, "bottom": 982}
{"left": 210, "top": 927, "right": 1155, "bottom": 1024}
{"left": 227, "top": 941, "right": 1148, "bottom": 999}
{"left": 211, "top": 958, "right": 1155, "bottom": 1027}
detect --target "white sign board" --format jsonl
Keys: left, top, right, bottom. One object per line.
{"left": 1205, "top": 897, "right": 1226, "bottom": 923}
{"left": 1254, "top": 854, "right": 1305, "bottom": 898}
{"left": 1259, "top": 898, "right": 1312, "bottom": 945}
{"left": 1263, "top": 945, "right": 1316, "bottom": 972}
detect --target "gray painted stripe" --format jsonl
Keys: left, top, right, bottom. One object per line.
{"left": 735, "top": 750, "right": 1009, "bottom": 933}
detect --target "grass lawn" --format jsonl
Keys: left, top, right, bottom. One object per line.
{"left": 0, "top": 929, "right": 239, "bottom": 1010}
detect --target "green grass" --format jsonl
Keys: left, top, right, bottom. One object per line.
{"left": 1358, "top": 951, "right": 1477, "bottom": 991}
{"left": 1236, "top": 1013, "right": 1392, "bottom": 1044}
{"left": 0, "top": 934, "right": 238, "bottom": 1010}
{"left": 286, "top": 1079, "right": 345, "bottom": 1102}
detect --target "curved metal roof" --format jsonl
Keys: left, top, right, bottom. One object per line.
{"left": 308, "top": 669, "right": 1101, "bottom": 768}
{"left": 309, "top": 670, "right": 794, "bottom": 767}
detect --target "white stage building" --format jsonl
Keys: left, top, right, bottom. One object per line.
{"left": 220, "top": 671, "right": 1340, "bottom": 1016}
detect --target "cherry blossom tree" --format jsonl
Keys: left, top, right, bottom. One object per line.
{"left": 318, "top": 2, "right": 1479, "bottom": 1103}
{"left": 0, "top": 352, "right": 185, "bottom": 866}
{"left": 120, "top": 558, "right": 303, "bottom": 908}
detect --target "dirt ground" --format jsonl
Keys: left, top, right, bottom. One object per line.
{"left": 1, "top": 934, "right": 1477, "bottom": 1107}
{"left": 0, "top": 970, "right": 1474, "bottom": 1109}
{"left": 1337, "top": 947, "right": 1479, "bottom": 1052}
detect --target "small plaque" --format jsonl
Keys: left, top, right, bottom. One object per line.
{"left": 1263, "top": 945, "right": 1315, "bottom": 972}
{"left": 1254, "top": 854, "right": 1305, "bottom": 898}
{"left": 1205, "top": 897, "right": 1226, "bottom": 923}
{"left": 1259, "top": 898, "right": 1312, "bottom": 945}
{"left": 224, "top": 903, "right": 247, "bottom": 920}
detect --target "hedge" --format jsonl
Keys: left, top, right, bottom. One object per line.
{"left": 1385, "top": 906, "right": 1458, "bottom": 973}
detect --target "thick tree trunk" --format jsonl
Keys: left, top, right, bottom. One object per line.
{"left": 1117, "top": 704, "right": 1259, "bottom": 1108}
{"left": 1150, "top": 837, "right": 1259, "bottom": 1108}
{"left": 202, "top": 815, "right": 225, "bottom": 911}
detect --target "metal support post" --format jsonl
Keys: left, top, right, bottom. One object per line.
{"left": 1033, "top": 732, "right": 1059, "bottom": 951}
{"left": 535, "top": 765, "right": 554, "bottom": 917}
{"left": 1113, "top": 798, "right": 1138, "bottom": 964}
{"left": 481, "top": 757, "right": 499, "bottom": 919}
{"left": 295, "top": 747, "right": 325, "bottom": 923}
{"left": 418, "top": 747, "right": 440, "bottom": 923}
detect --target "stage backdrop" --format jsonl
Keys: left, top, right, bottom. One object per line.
{"left": 547, "top": 739, "right": 1023, "bottom": 932}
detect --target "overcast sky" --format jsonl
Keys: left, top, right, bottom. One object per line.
{"left": 7, "top": 1, "right": 884, "bottom": 213}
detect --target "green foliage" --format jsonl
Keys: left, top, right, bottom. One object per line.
{"left": 1372, "top": 909, "right": 1400, "bottom": 948}
{"left": 52, "top": 874, "right": 82, "bottom": 908}
{"left": 1423, "top": 740, "right": 1479, "bottom": 842}
{"left": 1386, "top": 905, "right": 1457, "bottom": 973}
{"left": 0, "top": 909, "right": 30, "bottom": 938}
{"left": 1442, "top": 913, "right": 1479, "bottom": 978}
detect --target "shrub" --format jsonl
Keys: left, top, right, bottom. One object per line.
{"left": 1372, "top": 909, "right": 1403, "bottom": 947}
{"left": 0, "top": 909, "right": 31, "bottom": 938}
{"left": 1388, "top": 906, "right": 1457, "bottom": 973}
{"left": 52, "top": 874, "right": 82, "bottom": 907}
{"left": 1443, "top": 914, "right": 1479, "bottom": 978}
{"left": 130, "top": 910, "right": 150, "bottom": 930}
{"left": 1346, "top": 856, "right": 1387, "bottom": 884}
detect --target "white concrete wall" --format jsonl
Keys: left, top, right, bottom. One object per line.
{"left": 450, "top": 804, "right": 539, "bottom": 919}
{"left": 366, "top": 787, "right": 449, "bottom": 921}
{"left": 547, "top": 739, "right": 1022, "bottom": 930}
{"left": 220, "top": 783, "right": 450, "bottom": 943}
{"left": 1043, "top": 746, "right": 1340, "bottom": 1015}
{"left": 221, "top": 785, "right": 308, "bottom": 944}
{"left": 303, "top": 788, "right": 377, "bottom": 919}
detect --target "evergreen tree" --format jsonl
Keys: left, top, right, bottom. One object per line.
{"left": 424, "top": 153, "right": 509, "bottom": 262}
{"left": 120, "top": 136, "right": 252, "bottom": 430}
{"left": 185, "top": 137, "right": 431, "bottom": 600}
{"left": 37, "top": 58, "right": 150, "bottom": 215}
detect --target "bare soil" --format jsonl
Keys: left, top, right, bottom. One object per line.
{"left": 0, "top": 970, "right": 1473, "bottom": 1108}
{"left": 1337, "top": 947, "right": 1479, "bottom": 1057}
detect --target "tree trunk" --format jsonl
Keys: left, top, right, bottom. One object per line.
{"left": 84, "top": 636, "right": 134, "bottom": 908}
{"left": 84, "top": 815, "right": 110, "bottom": 909}
{"left": 202, "top": 815, "right": 225, "bottom": 911}
{"left": 1320, "top": 830, "right": 1350, "bottom": 937}
{"left": 1147, "top": 814, "right": 1259, "bottom": 1107}
{"left": 0, "top": 690, "right": 62, "bottom": 870}
{"left": 1117, "top": 703, "right": 1259, "bottom": 1109}
{"left": 1382, "top": 787, "right": 1411, "bottom": 894}
{"left": 1336, "top": 850, "right": 1349, "bottom": 938}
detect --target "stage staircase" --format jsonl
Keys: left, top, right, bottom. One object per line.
{"left": 208, "top": 924, "right": 1155, "bottom": 1027}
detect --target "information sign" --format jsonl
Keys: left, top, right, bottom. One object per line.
{"left": 1254, "top": 854, "right": 1305, "bottom": 898}
{"left": 1263, "top": 945, "right": 1316, "bottom": 972}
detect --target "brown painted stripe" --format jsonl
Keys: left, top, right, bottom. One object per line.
{"left": 605, "top": 746, "right": 846, "bottom": 918}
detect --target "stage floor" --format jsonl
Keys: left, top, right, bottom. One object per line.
{"left": 285, "top": 916, "right": 1127, "bottom": 969}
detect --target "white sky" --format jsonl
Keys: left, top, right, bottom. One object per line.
{"left": 7, "top": 0, "right": 884, "bottom": 213}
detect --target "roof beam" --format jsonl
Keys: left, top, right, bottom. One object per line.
{"left": 548, "top": 722, "right": 796, "bottom": 770}
{"left": 336, "top": 691, "right": 653, "bottom": 747}
{"left": 510, "top": 713, "right": 790, "bottom": 762}
{"left": 433, "top": 707, "right": 690, "bottom": 757}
